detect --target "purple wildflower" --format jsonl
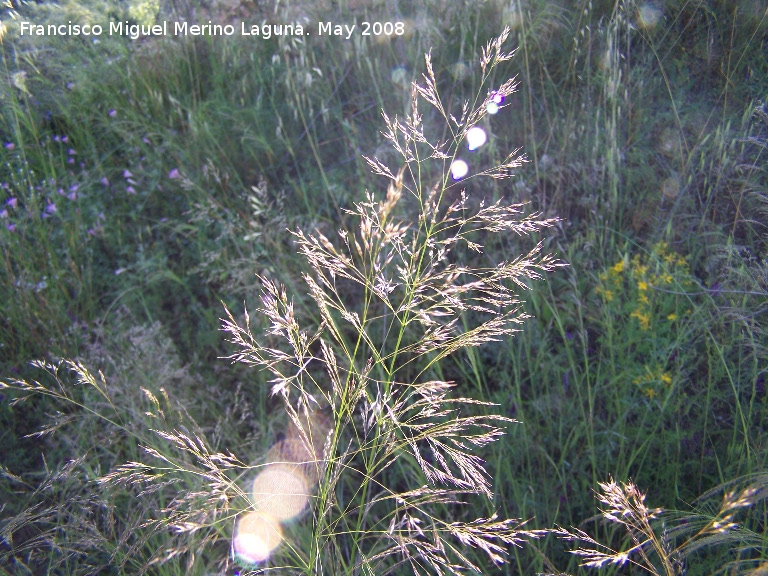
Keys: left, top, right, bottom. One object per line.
{"left": 126, "top": 186, "right": 136, "bottom": 194}
{"left": 45, "top": 202, "right": 57, "bottom": 214}
{"left": 123, "top": 170, "right": 133, "bottom": 178}
{"left": 0, "top": 209, "right": 8, "bottom": 218}
{"left": 6, "top": 223, "right": 16, "bottom": 232}
{"left": 6, "top": 197, "right": 17, "bottom": 207}
{"left": 61, "top": 136, "right": 68, "bottom": 143}
{"left": 3, "top": 142, "right": 14, "bottom": 150}
{"left": 58, "top": 188, "right": 65, "bottom": 195}
{"left": 54, "top": 135, "right": 61, "bottom": 143}
{"left": 109, "top": 109, "right": 117, "bottom": 118}
{"left": 68, "top": 148, "right": 76, "bottom": 155}
{"left": 168, "top": 168, "right": 180, "bottom": 179}
{"left": 67, "top": 191, "right": 77, "bottom": 201}
{"left": 100, "top": 177, "right": 109, "bottom": 186}
{"left": 67, "top": 158, "right": 75, "bottom": 164}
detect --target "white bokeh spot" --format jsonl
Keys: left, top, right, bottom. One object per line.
{"left": 466, "top": 127, "right": 487, "bottom": 151}
{"left": 450, "top": 160, "right": 469, "bottom": 180}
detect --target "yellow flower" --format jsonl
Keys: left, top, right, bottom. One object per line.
{"left": 638, "top": 293, "right": 649, "bottom": 305}
{"left": 661, "top": 373, "right": 672, "bottom": 385}
{"left": 630, "top": 310, "right": 651, "bottom": 330}
{"left": 667, "top": 313, "right": 677, "bottom": 321}
{"left": 643, "top": 387, "right": 657, "bottom": 399}
{"left": 597, "top": 286, "right": 614, "bottom": 301}
{"left": 638, "top": 281, "right": 648, "bottom": 291}
{"left": 634, "top": 372, "right": 653, "bottom": 385}
{"left": 612, "top": 260, "right": 625, "bottom": 274}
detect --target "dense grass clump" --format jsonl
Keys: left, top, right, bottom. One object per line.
{"left": 1, "top": 0, "right": 767, "bottom": 573}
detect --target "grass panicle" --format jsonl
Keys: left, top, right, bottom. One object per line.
{"left": 554, "top": 474, "right": 768, "bottom": 576}
{"left": 221, "top": 28, "right": 563, "bottom": 573}
{"left": 0, "top": 0, "right": 766, "bottom": 574}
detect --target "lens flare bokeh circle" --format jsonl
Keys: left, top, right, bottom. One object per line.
{"left": 252, "top": 464, "right": 311, "bottom": 521}
{"left": 450, "top": 160, "right": 469, "bottom": 180}
{"left": 233, "top": 511, "right": 283, "bottom": 565}
{"left": 466, "top": 127, "right": 487, "bottom": 150}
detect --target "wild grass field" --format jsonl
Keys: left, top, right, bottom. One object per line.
{"left": 0, "top": 0, "right": 766, "bottom": 574}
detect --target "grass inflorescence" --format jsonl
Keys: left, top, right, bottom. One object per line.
{"left": 1, "top": 0, "right": 767, "bottom": 574}
{"left": 219, "top": 29, "right": 564, "bottom": 572}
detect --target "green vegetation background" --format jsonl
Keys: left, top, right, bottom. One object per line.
{"left": 0, "top": 0, "right": 766, "bottom": 573}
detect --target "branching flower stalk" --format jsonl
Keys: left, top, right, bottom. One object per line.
{"left": 222, "top": 28, "right": 564, "bottom": 574}
{"left": 553, "top": 475, "right": 768, "bottom": 576}
{"left": 1, "top": 354, "right": 254, "bottom": 573}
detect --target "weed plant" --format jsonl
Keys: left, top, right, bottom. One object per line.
{"left": 1, "top": 0, "right": 767, "bottom": 574}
